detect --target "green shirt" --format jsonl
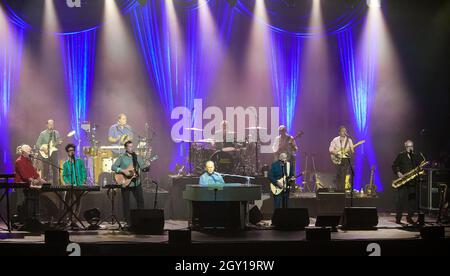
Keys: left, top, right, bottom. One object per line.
{"left": 112, "top": 153, "right": 145, "bottom": 187}
{"left": 36, "top": 129, "right": 61, "bottom": 149}
{"left": 62, "top": 158, "right": 87, "bottom": 186}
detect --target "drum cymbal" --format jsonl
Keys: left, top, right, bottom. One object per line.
{"left": 222, "top": 147, "right": 239, "bottom": 153}
{"left": 215, "top": 130, "right": 237, "bottom": 134}
{"left": 174, "top": 139, "right": 194, "bottom": 143}
{"left": 198, "top": 138, "right": 215, "bottom": 143}
{"left": 185, "top": 128, "right": 204, "bottom": 132}
{"left": 246, "top": 127, "right": 267, "bottom": 130}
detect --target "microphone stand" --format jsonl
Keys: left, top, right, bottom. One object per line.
{"left": 347, "top": 157, "right": 355, "bottom": 208}
{"left": 344, "top": 134, "right": 356, "bottom": 207}
{"left": 30, "top": 155, "right": 63, "bottom": 177}
{"left": 411, "top": 151, "right": 425, "bottom": 226}
{"left": 217, "top": 173, "right": 256, "bottom": 185}
{"left": 281, "top": 162, "right": 287, "bottom": 209}
{"left": 151, "top": 180, "right": 159, "bottom": 209}
{"left": 69, "top": 155, "right": 78, "bottom": 228}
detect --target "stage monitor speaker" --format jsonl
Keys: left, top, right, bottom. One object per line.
{"left": 306, "top": 227, "right": 331, "bottom": 241}
{"left": 130, "top": 209, "right": 165, "bottom": 235}
{"left": 342, "top": 207, "right": 378, "bottom": 230}
{"left": 272, "top": 208, "right": 310, "bottom": 230}
{"left": 249, "top": 206, "right": 263, "bottom": 225}
{"left": 420, "top": 225, "right": 445, "bottom": 240}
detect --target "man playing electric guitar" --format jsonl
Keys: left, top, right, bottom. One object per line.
{"left": 329, "top": 126, "right": 355, "bottom": 191}
{"left": 112, "top": 140, "right": 150, "bottom": 224}
{"left": 36, "top": 119, "right": 61, "bottom": 185}
{"left": 268, "top": 153, "right": 295, "bottom": 209}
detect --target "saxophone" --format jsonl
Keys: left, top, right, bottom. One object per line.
{"left": 392, "top": 161, "right": 429, "bottom": 189}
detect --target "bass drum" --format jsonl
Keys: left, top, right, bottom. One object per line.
{"left": 209, "top": 151, "right": 235, "bottom": 174}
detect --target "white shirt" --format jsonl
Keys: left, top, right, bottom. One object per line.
{"left": 329, "top": 136, "right": 354, "bottom": 156}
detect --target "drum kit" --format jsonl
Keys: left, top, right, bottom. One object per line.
{"left": 180, "top": 127, "right": 265, "bottom": 176}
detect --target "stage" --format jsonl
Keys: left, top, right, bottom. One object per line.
{"left": 1, "top": 215, "right": 449, "bottom": 256}
{"left": 1, "top": 0, "right": 449, "bottom": 259}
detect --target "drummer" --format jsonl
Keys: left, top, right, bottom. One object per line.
{"left": 108, "top": 113, "right": 134, "bottom": 155}
{"left": 199, "top": 161, "right": 225, "bottom": 186}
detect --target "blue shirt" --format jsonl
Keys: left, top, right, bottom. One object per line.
{"left": 199, "top": 172, "right": 225, "bottom": 186}
{"left": 108, "top": 124, "right": 134, "bottom": 154}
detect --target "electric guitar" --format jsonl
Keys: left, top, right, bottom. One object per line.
{"left": 270, "top": 173, "right": 303, "bottom": 196}
{"left": 113, "top": 155, "right": 159, "bottom": 187}
{"left": 39, "top": 131, "right": 76, "bottom": 159}
{"left": 330, "top": 140, "right": 366, "bottom": 165}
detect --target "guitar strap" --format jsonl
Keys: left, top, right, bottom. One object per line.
{"left": 341, "top": 137, "right": 349, "bottom": 158}
{"left": 132, "top": 153, "right": 140, "bottom": 177}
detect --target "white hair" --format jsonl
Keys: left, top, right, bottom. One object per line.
{"left": 19, "top": 144, "right": 32, "bottom": 154}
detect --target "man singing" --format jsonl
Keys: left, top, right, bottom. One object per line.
{"left": 199, "top": 161, "right": 225, "bottom": 186}
{"left": 112, "top": 141, "right": 149, "bottom": 224}
{"left": 268, "top": 153, "right": 295, "bottom": 209}
{"left": 14, "top": 145, "right": 45, "bottom": 226}
{"left": 62, "top": 143, "right": 87, "bottom": 228}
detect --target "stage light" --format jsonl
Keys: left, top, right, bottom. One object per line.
{"left": 366, "top": 0, "right": 381, "bottom": 8}
{"left": 226, "top": 0, "right": 237, "bottom": 8}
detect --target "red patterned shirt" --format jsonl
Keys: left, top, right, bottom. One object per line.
{"left": 14, "top": 156, "right": 39, "bottom": 183}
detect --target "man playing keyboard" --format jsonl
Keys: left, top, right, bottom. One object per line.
{"left": 199, "top": 161, "right": 225, "bottom": 186}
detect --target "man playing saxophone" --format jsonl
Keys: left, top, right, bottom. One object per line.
{"left": 392, "top": 140, "right": 426, "bottom": 225}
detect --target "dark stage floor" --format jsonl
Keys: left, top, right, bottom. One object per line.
{"left": 1, "top": 214, "right": 449, "bottom": 256}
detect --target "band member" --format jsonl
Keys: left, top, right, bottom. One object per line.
{"left": 329, "top": 126, "right": 354, "bottom": 191}
{"left": 62, "top": 143, "right": 87, "bottom": 228}
{"left": 112, "top": 141, "right": 149, "bottom": 224}
{"left": 14, "top": 145, "right": 45, "bottom": 225}
{"left": 36, "top": 119, "right": 61, "bottom": 185}
{"left": 392, "top": 140, "right": 426, "bottom": 224}
{"left": 268, "top": 153, "right": 295, "bottom": 209}
{"left": 272, "top": 125, "right": 299, "bottom": 164}
{"left": 108, "top": 114, "right": 134, "bottom": 153}
{"left": 199, "top": 161, "right": 225, "bottom": 186}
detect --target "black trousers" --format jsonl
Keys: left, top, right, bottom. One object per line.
{"left": 274, "top": 191, "right": 289, "bottom": 209}
{"left": 395, "top": 184, "right": 417, "bottom": 220}
{"left": 121, "top": 185, "right": 145, "bottom": 223}
{"left": 42, "top": 152, "right": 59, "bottom": 185}
{"left": 336, "top": 158, "right": 351, "bottom": 191}
{"left": 64, "top": 190, "right": 83, "bottom": 223}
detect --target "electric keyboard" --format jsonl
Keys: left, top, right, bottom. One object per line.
{"left": 41, "top": 185, "right": 101, "bottom": 192}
